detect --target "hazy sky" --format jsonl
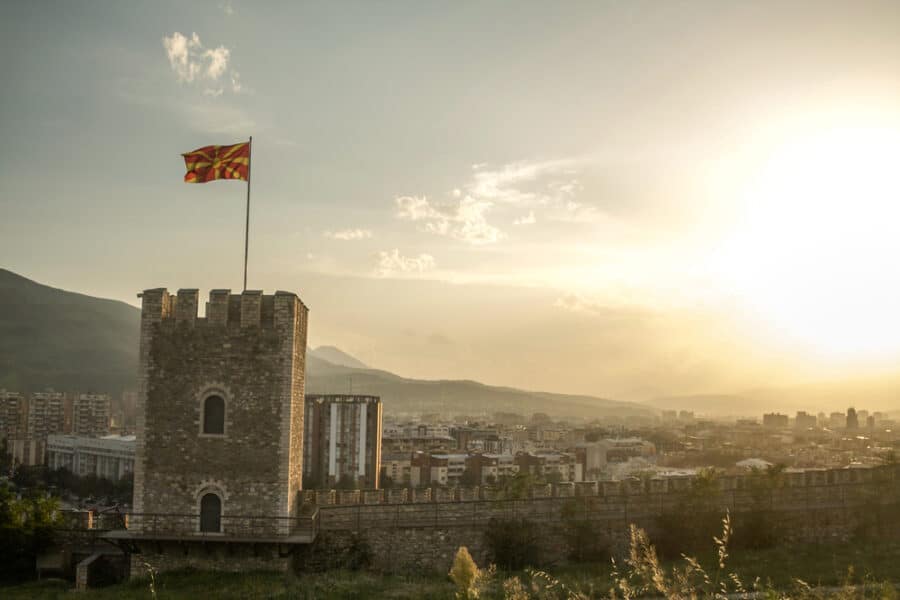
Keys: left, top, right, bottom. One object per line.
{"left": 3, "top": 1, "right": 900, "bottom": 403}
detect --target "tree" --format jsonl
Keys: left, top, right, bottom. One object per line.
{"left": 730, "top": 466, "right": 785, "bottom": 550}
{"left": 655, "top": 468, "right": 723, "bottom": 558}
{"left": 497, "top": 472, "right": 536, "bottom": 500}
{"left": 584, "top": 430, "right": 602, "bottom": 443}
{"left": 448, "top": 546, "right": 480, "bottom": 598}
{"left": 561, "top": 499, "right": 609, "bottom": 563}
{"left": 0, "top": 482, "right": 61, "bottom": 583}
{"left": 459, "top": 468, "right": 480, "bottom": 487}
{"left": 484, "top": 518, "right": 540, "bottom": 570}
{"left": 0, "top": 437, "right": 11, "bottom": 476}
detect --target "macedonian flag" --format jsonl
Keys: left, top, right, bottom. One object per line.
{"left": 182, "top": 141, "right": 250, "bottom": 183}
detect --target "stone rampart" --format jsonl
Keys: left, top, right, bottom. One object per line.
{"left": 300, "top": 464, "right": 900, "bottom": 573}
{"left": 303, "top": 464, "right": 900, "bottom": 508}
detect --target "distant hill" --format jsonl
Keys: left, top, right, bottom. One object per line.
{"left": 303, "top": 361, "right": 650, "bottom": 418}
{"left": 649, "top": 395, "right": 751, "bottom": 417}
{"left": 0, "top": 269, "right": 140, "bottom": 394}
{"left": 0, "top": 268, "right": 650, "bottom": 418}
{"left": 309, "top": 345, "right": 368, "bottom": 369}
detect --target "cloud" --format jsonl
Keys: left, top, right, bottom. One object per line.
{"left": 219, "top": 2, "right": 235, "bottom": 16}
{"left": 513, "top": 211, "right": 536, "bottom": 226}
{"left": 162, "top": 32, "right": 242, "bottom": 96}
{"left": 467, "top": 159, "right": 580, "bottom": 205}
{"left": 163, "top": 32, "right": 202, "bottom": 83}
{"left": 394, "top": 157, "right": 594, "bottom": 245}
{"left": 324, "top": 228, "right": 373, "bottom": 241}
{"left": 230, "top": 70, "right": 242, "bottom": 93}
{"left": 395, "top": 195, "right": 504, "bottom": 245}
{"left": 204, "top": 46, "right": 230, "bottom": 79}
{"left": 375, "top": 249, "right": 436, "bottom": 276}
{"left": 554, "top": 294, "right": 606, "bottom": 315}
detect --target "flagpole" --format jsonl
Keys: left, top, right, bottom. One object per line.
{"left": 243, "top": 136, "right": 252, "bottom": 291}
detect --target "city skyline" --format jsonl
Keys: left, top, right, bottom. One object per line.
{"left": 3, "top": 1, "right": 900, "bottom": 404}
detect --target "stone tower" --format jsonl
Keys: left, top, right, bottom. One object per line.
{"left": 132, "top": 288, "right": 308, "bottom": 535}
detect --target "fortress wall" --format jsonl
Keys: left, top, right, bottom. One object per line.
{"left": 303, "top": 469, "right": 900, "bottom": 573}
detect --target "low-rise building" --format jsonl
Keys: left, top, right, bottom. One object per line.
{"left": 410, "top": 452, "right": 471, "bottom": 486}
{"left": 465, "top": 453, "right": 519, "bottom": 484}
{"left": 763, "top": 413, "right": 789, "bottom": 429}
{"left": 46, "top": 434, "right": 135, "bottom": 481}
{"left": 604, "top": 437, "right": 656, "bottom": 463}
{"left": 515, "top": 451, "right": 583, "bottom": 482}
{"left": 381, "top": 452, "right": 412, "bottom": 486}
{"left": 795, "top": 411, "right": 817, "bottom": 430}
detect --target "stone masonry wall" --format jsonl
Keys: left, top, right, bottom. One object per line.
{"left": 303, "top": 465, "right": 900, "bottom": 574}
{"left": 133, "top": 288, "right": 308, "bottom": 535}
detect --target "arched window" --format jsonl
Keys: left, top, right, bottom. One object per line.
{"left": 202, "top": 395, "right": 225, "bottom": 435}
{"left": 199, "top": 493, "right": 222, "bottom": 533}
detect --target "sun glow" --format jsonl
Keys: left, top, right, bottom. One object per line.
{"left": 718, "top": 119, "right": 900, "bottom": 364}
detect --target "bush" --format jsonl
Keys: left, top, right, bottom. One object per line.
{"left": 0, "top": 482, "right": 61, "bottom": 583}
{"left": 731, "top": 509, "right": 781, "bottom": 550}
{"left": 448, "top": 546, "right": 480, "bottom": 598}
{"left": 564, "top": 520, "right": 609, "bottom": 563}
{"left": 294, "top": 531, "right": 372, "bottom": 572}
{"left": 654, "top": 510, "right": 722, "bottom": 559}
{"left": 345, "top": 532, "right": 373, "bottom": 570}
{"left": 483, "top": 518, "right": 540, "bottom": 571}
{"left": 560, "top": 500, "right": 609, "bottom": 563}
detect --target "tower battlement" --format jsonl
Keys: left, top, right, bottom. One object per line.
{"left": 138, "top": 288, "right": 308, "bottom": 329}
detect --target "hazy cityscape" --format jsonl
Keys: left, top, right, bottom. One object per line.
{"left": 3, "top": 382, "right": 898, "bottom": 497}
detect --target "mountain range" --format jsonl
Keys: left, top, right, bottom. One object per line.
{"left": 0, "top": 268, "right": 651, "bottom": 418}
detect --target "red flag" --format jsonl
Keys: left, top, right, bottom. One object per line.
{"left": 182, "top": 141, "right": 250, "bottom": 183}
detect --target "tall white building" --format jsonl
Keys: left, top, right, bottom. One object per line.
{"left": 303, "top": 395, "right": 383, "bottom": 488}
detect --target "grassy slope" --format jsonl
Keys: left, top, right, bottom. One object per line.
{"left": 5, "top": 542, "right": 900, "bottom": 599}
{"left": 1, "top": 570, "right": 456, "bottom": 600}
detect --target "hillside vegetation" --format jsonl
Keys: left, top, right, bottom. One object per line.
{"left": 0, "top": 269, "right": 139, "bottom": 394}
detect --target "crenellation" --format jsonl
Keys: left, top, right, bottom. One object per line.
{"left": 175, "top": 289, "right": 199, "bottom": 323}
{"left": 143, "top": 289, "right": 306, "bottom": 329}
{"left": 138, "top": 288, "right": 172, "bottom": 321}
{"left": 240, "top": 290, "right": 263, "bottom": 327}
{"left": 206, "top": 289, "right": 230, "bottom": 325}
{"left": 298, "top": 464, "right": 899, "bottom": 510}
{"left": 457, "top": 486, "right": 479, "bottom": 501}
{"left": 575, "top": 481, "right": 598, "bottom": 496}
